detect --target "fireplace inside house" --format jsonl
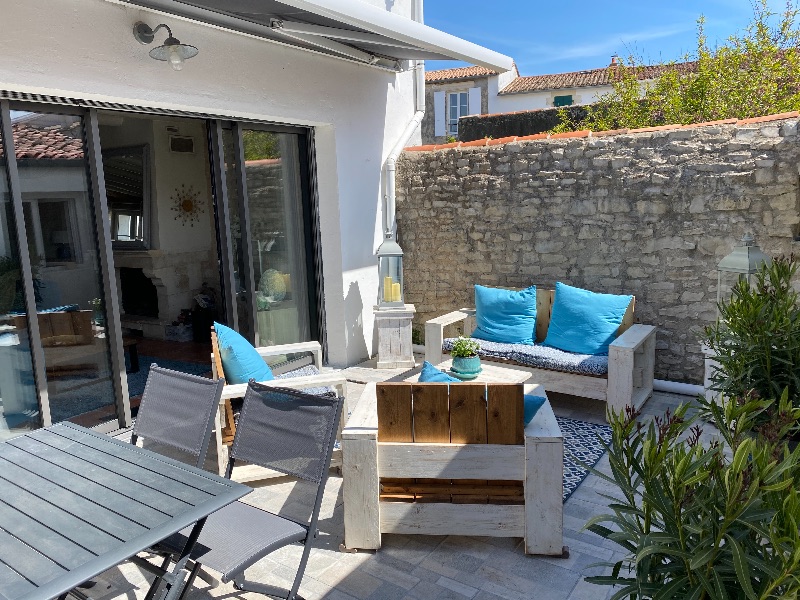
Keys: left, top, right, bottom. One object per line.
{"left": 120, "top": 267, "right": 158, "bottom": 318}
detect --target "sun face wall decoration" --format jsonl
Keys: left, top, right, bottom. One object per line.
{"left": 170, "top": 183, "right": 204, "bottom": 226}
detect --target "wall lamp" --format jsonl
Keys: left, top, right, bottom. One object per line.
{"left": 133, "top": 22, "right": 198, "bottom": 71}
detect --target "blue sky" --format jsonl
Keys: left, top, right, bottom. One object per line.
{"left": 423, "top": 0, "right": 787, "bottom": 75}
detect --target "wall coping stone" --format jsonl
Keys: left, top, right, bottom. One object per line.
{"left": 404, "top": 111, "right": 800, "bottom": 152}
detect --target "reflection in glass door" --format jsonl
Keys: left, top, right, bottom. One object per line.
{"left": 240, "top": 129, "right": 312, "bottom": 348}
{"left": 0, "top": 116, "right": 40, "bottom": 439}
{"left": 10, "top": 111, "right": 117, "bottom": 424}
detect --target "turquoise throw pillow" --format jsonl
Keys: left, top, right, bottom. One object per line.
{"left": 214, "top": 322, "right": 274, "bottom": 384}
{"left": 419, "top": 360, "right": 460, "bottom": 383}
{"left": 543, "top": 282, "right": 633, "bottom": 356}
{"left": 524, "top": 395, "right": 546, "bottom": 426}
{"left": 472, "top": 285, "right": 537, "bottom": 345}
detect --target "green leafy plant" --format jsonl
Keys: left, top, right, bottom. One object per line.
{"left": 450, "top": 336, "right": 480, "bottom": 358}
{"left": 556, "top": 1, "right": 800, "bottom": 133}
{"left": 702, "top": 255, "right": 800, "bottom": 419}
{"left": 586, "top": 393, "right": 800, "bottom": 598}
{"left": 445, "top": 135, "right": 458, "bottom": 144}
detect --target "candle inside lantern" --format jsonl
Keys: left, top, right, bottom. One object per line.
{"left": 391, "top": 282, "right": 401, "bottom": 302}
{"left": 383, "top": 276, "right": 393, "bottom": 302}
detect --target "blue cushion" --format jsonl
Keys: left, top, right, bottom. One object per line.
{"left": 418, "top": 360, "right": 460, "bottom": 383}
{"left": 472, "top": 285, "right": 537, "bottom": 345}
{"left": 543, "top": 283, "right": 632, "bottom": 356}
{"left": 524, "top": 395, "right": 546, "bottom": 426}
{"left": 213, "top": 322, "right": 274, "bottom": 384}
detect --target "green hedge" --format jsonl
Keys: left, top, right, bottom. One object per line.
{"left": 458, "top": 105, "right": 589, "bottom": 142}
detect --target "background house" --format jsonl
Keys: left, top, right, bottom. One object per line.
{"left": 423, "top": 57, "right": 695, "bottom": 144}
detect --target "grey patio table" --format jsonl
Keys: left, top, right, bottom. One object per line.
{"left": 0, "top": 422, "right": 250, "bottom": 600}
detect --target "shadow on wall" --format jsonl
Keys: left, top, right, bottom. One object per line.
{"left": 344, "top": 281, "right": 369, "bottom": 365}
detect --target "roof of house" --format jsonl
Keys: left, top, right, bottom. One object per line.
{"left": 1, "top": 124, "right": 85, "bottom": 160}
{"left": 425, "top": 65, "right": 499, "bottom": 83}
{"left": 499, "top": 61, "right": 697, "bottom": 95}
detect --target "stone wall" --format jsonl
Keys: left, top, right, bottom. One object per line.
{"left": 397, "top": 116, "right": 800, "bottom": 383}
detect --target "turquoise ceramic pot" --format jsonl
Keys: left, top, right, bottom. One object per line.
{"left": 452, "top": 355, "right": 481, "bottom": 375}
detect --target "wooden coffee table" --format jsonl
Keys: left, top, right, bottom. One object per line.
{"left": 402, "top": 358, "right": 533, "bottom": 385}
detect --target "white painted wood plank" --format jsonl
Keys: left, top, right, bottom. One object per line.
{"left": 608, "top": 324, "right": 656, "bottom": 351}
{"left": 524, "top": 398, "right": 561, "bottom": 443}
{"left": 378, "top": 443, "right": 524, "bottom": 480}
{"left": 343, "top": 438, "right": 381, "bottom": 550}
{"left": 219, "top": 373, "right": 346, "bottom": 401}
{"left": 608, "top": 343, "right": 635, "bottom": 416}
{"left": 342, "top": 382, "right": 378, "bottom": 438}
{"left": 525, "top": 438, "right": 564, "bottom": 555}
{"left": 380, "top": 502, "right": 525, "bottom": 537}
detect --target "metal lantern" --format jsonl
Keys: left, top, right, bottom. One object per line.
{"left": 377, "top": 235, "right": 404, "bottom": 309}
{"left": 716, "top": 233, "right": 771, "bottom": 307}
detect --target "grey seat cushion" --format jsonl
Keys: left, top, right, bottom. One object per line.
{"left": 276, "top": 364, "right": 336, "bottom": 396}
{"left": 442, "top": 338, "right": 609, "bottom": 376}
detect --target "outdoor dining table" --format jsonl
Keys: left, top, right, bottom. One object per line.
{"left": 0, "top": 422, "right": 250, "bottom": 600}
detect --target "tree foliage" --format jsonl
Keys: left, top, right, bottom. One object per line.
{"left": 555, "top": 1, "right": 800, "bottom": 132}
{"left": 242, "top": 130, "right": 280, "bottom": 161}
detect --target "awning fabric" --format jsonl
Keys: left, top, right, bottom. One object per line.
{"left": 120, "top": 0, "right": 514, "bottom": 71}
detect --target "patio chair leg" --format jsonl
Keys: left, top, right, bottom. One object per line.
{"left": 143, "top": 555, "right": 172, "bottom": 600}
{"left": 177, "top": 563, "right": 202, "bottom": 600}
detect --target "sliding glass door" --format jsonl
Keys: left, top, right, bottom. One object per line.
{"left": 0, "top": 104, "right": 125, "bottom": 433}
{"left": 220, "top": 124, "right": 319, "bottom": 351}
{"left": 0, "top": 111, "right": 40, "bottom": 439}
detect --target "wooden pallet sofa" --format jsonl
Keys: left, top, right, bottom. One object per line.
{"left": 342, "top": 381, "right": 564, "bottom": 555}
{"left": 425, "top": 288, "right": 657, "bottom": 418}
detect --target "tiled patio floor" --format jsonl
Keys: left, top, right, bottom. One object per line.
{"left": 90, "top": 359, "right": 692, "bottom": 600}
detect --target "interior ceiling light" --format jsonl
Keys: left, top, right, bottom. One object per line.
{"left": 133, "top": 22, "right": 198, "bottom": 71}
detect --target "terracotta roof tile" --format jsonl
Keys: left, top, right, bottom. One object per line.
{"left": 425, "top": 65, "right": 498, "bottom": 83}
{"left": 499, "top": 61, "right": 697, "bottom": 95}
{"left": 0, "top": 124, "right": 85, "bottom": 160}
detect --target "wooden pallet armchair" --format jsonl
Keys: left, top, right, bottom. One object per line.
{"left": 342, "top": 381, "right": 564, "bottom": 555}
{"left": 425, "top": 289, "right": 656, "bottom": 418}
{"left": 210, "top": 329, "right": 348, "bottom": 481}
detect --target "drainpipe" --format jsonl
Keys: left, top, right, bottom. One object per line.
{"left": 383, "top": 0, "right": 425, "bottom": 237}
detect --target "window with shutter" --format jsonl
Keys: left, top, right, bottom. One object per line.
{"left": 553, "top": 95, "right": 574, "bottom": 107}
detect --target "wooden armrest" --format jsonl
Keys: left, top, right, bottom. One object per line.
{"left": 524, "top": 400, "right": 562, "bottom": 442}
{"left": 425, "top": 309, "right": 475, "bottom": 328}
{"left": 424, "top": 309, "right": 475, "bottom": 364}
{"left": 609, "top": 324, "right": 656, "bottom": 353}
{"left": 255, "top": 341, "right": 322, "bottom": 369}
{"left": 220, "top": 372, "right": 346, "bottom": 402}
{"left": 342, "top": 382, "right": 378, "bottom": 439}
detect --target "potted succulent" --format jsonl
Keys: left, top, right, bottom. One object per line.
{"left": 450, "top": 336, "right": 481, "bottom": 379}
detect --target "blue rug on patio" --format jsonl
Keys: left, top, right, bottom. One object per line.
{"left": 127, "top": 355, "right": 210, "bottom": 398}
{"left": 558, "top": 416, "right": 612, "bottom": 502}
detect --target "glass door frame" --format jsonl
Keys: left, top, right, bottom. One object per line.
{"left": 0, "top": 100, "right": 130, "bottom": 429}
{"left": 210, "top": 120, "right": 322, "bottom": 348}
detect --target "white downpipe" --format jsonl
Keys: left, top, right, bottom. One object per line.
{"left": 653, "top": 379, "right": 704, "bottom": 397}
{"left": 383, "top": 0, "right": 425, "bottom": 237}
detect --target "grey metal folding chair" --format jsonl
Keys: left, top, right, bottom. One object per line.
{"left": 175, "top": 381, "right": 343, "bottom": 600}
{"left": 130, "top": 364, "right": 225, "bottom": 469}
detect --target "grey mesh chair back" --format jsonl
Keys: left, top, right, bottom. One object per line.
{"left": 179, "top": 381, "right": 342, "bottom": 600}
{"left": 132, "top": 365, "right": 224, "bottom": 469}
{"left": 227, "top": 381, "right": 342, "bottom": 483}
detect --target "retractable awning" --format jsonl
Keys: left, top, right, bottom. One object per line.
{"left": 119, "top": 0, "right": 514, "bottom": 72}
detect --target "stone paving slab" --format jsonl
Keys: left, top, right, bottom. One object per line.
{"left": 81, "top": 360, "right": 691, "bottom": 600}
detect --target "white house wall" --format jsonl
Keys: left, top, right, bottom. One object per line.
{"left": 492, "top": 85, "right": 614, "bottom": 113}
{"left": 0, "top": 0, "right": 422, "bottom": 367}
